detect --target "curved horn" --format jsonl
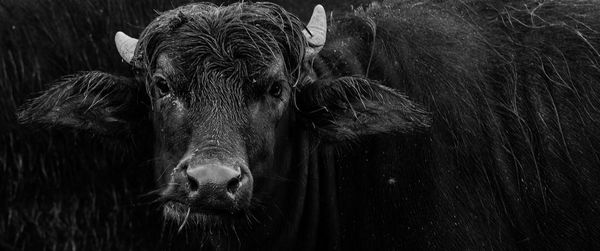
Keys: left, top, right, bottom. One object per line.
{"left": 114, "top": 31, "right": 138, "bottom": 64}
{"left": 303, "top": 5, "right": 327, "bottom": 58}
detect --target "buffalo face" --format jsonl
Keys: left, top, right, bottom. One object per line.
{"left": 114, "top": 3, "right": 326, "bottom": 222}
{"left": 151, "top": 53, "right": 290, "bottom": 218}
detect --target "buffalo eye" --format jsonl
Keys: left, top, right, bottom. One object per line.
{"left": 268, "top": 81, "right": 282, "bottom": 98}
{"left": 153, "top": 75, "right": 171, "bottom": 98}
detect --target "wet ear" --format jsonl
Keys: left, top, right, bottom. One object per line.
{"left": 18, "top": 71, "right": 149, "bottom": 136}
{"left": 296, "top": 77, "right": 431, "bottom": 141}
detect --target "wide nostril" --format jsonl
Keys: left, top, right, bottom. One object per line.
{"left": 187, "top": 175, "right": 199, "bottom": 191}
{"left": 226, "top": 174, "right": 242, "bottom": 196}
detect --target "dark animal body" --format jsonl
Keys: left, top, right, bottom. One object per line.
{"left": 14, "top": 0, "right": 600, "bottom": 250}
{"left": 315, "top": 1, "right": 600, "bottom": 249}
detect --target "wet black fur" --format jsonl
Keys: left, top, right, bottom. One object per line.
{"left": 134, "top": 2, "right": 307, "bottom": 85}
{"left": 315, "top": 0, "right": 600, "bottom": 249}
{"left": 296, "top": 76, "right": 432, "bottom": 141}
{"left": 17, "top": 72, "right": 148, "bottom": 136}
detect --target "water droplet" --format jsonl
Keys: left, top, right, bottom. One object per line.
{"left": 387, "top": 178, "right": 396, "bottom": 185}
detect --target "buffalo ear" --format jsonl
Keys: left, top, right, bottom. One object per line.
{"left": 18, "top": 71, "right": 149, "bottom": 136}
{"left": 296, "top": 76, "right": 431, "bottom": 141}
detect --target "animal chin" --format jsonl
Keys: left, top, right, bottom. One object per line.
{"left": 164, "top": 201, "right": 233, "bottom": 218}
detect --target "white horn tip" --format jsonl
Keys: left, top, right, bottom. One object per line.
{"left": 115, "top": 31, "right": 137, "bottom": 64}
{"left": 304, "top": 4, "right": 327, "bottom": 48}
{"left": 314, "top": 4, "right": 325, "bottom": 16}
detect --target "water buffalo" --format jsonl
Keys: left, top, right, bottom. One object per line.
{"left": 17, "top": 0, "right": 600, "bottom": 250}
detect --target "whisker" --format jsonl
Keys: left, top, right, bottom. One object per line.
{"left": 178, "top": 207, "right": 192, "bottom": 233}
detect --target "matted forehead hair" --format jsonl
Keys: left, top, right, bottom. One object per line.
{"left": 131, "top": 2, "right": 307, "bottom": 82}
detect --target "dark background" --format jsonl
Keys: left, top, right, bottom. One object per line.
{"left": 0, "top": 0, "right": 369, "bottom": 250}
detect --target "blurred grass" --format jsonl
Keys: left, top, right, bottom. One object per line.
{"left": 0, "top": 0, "right": 367, "bottom": 250}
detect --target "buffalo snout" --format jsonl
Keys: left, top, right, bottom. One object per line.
{"left": 168, "top": 155, "right": 253, "bottom": 213}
